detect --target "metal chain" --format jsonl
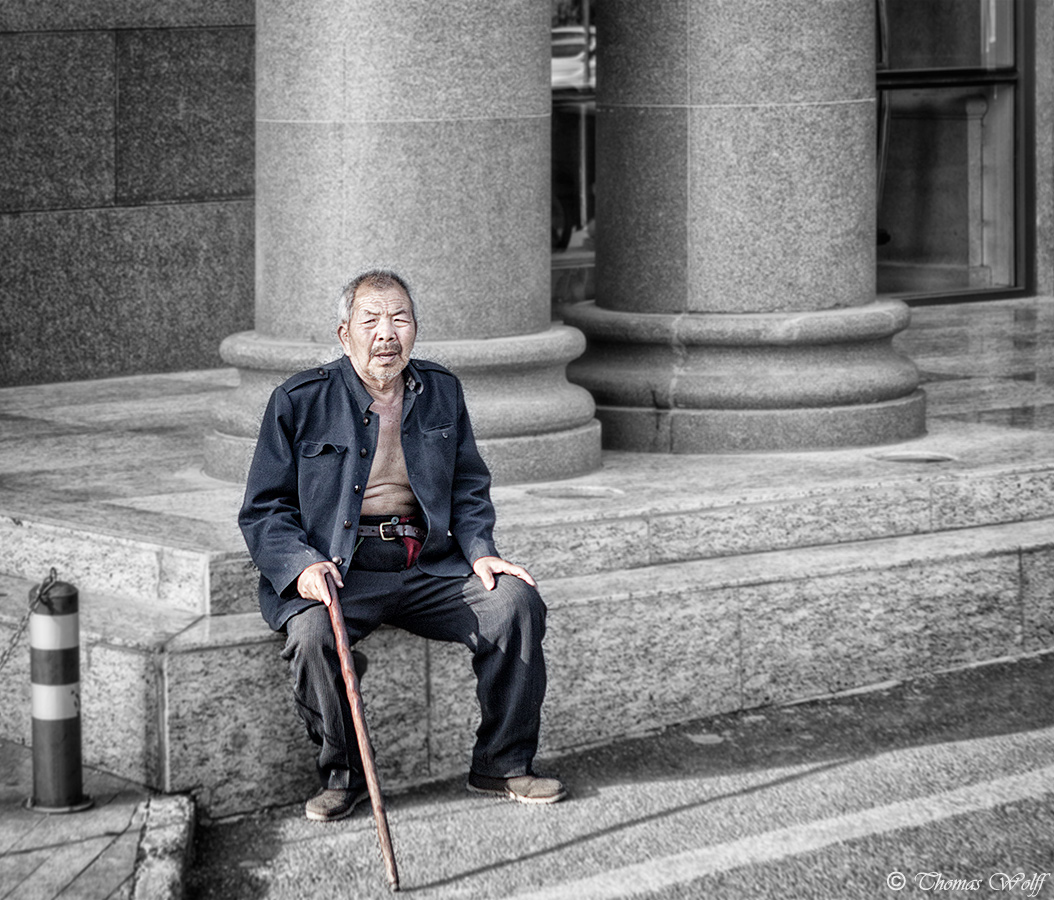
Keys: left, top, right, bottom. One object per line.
{"left": 0, "top": 568, "right": 58, "bottom": 676}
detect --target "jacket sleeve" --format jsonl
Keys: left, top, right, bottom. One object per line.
{"left": 448, "top": 379, "right": 500, "bottom": 565}
{"left": 238, "top": 387, "right": 328, "bottom": 599}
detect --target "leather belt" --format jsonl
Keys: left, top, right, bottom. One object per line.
{"left": 357, "top": 520, "right": 427, "bottom": 542}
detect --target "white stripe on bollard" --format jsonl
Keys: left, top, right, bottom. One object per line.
{"left": 29, "top": 612, "right": 80, "bottom": 651}
{"left": 31, "top": 682, "right": 81, "bottom": 721}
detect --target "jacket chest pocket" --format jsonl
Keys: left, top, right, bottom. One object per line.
{"left": 300, "top": 440, "right": 348, "bottom": 460}
{"left": 298, "top": 441, "right": 349, "bottom": 494}
{"left": 421, "top": 423, "right": 454, "bottom": 440}
{"left": 420, "top": 424, "right": 455, "bottom": 454}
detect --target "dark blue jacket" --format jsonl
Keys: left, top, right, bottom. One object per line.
{"left": 239, "top": 355, "right": 499, "bottom": 631}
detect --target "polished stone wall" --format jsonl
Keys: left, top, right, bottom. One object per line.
{"left": 0, "top": 2, "right": 255, "bottom": 387}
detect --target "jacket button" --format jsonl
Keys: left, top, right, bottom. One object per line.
{"left": 332, "top": 556, "right": 343, "bottom": 566}
{"left": 343, "top": 520, "right": 352, "bottom": 529}
{"left": 363, "top": 416, "right": 371, "bottom": 425}
{"left": 360, "top": 448, "right": 368, "bottom": 457}
{"left": 354, "top": 485, "right": 361, "bottom": 494}
{"left": 317, "top": 368, "right": 325, "bottom": 376}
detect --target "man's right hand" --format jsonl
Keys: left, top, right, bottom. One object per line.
{"left": 296, "top": 561, "right": 344, "bottom": 607}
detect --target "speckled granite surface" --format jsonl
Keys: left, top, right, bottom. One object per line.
{"left": 0, "top": 298, "right": 1052, "bottom": 814}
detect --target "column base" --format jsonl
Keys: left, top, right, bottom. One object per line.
{"left": 596, "top": 392, "right": 927, "bottom": 453}
{"left": 562, "top": 300, "right": 927, "bottom": 453}
{"left": 203, "top": 325, "right": 601, "bottom": 485}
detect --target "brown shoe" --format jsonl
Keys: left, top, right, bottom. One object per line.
{"left": 467, "top": 771, "right": 567, "bottom": 805}
{"left": 305, "top": 786, "right": 369, "bottom": 822}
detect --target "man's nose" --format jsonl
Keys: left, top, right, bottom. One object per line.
{"left": 375, "top": 318, "right": 397, "bottom": 341}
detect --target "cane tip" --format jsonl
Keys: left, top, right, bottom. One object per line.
{"left": 389, "top": 881, "right": 400, "bottom": 893}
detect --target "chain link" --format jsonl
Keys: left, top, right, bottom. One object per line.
{"left": 0, "top": 568, "right": 59, "bottom": 676}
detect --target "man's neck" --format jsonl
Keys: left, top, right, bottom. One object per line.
{"left": 365, "top": 380, "right": 403, "bottom": 406}
{"left": 353, "top": 364, "right": 405, "bottom": 405}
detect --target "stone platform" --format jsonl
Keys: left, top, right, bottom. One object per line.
{"left": 0, "top": 298, "right": 1052, "bottom": 816}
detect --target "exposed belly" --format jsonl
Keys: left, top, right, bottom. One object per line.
{"left": 360, "top": 404, "right": 420, "bottom": 518}
{"left": 360, "top": 480, "right": 419, "bottom": 517}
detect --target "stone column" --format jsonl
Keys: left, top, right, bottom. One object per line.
{"left": 561, "top": 0, "right": 926, "bottom": 452}
{"left": 205, "top": 0, "right": 600, "bottom": 484}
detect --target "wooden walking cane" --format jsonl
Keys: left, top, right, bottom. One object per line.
{"left": 324, "top": 573, "right": 400, "bottom": 892}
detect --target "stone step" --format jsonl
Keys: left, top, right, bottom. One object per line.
{"left": 497, "top": 455, "right": 1054, "bottom": 581}
{"left": 0, "top": 512, "right": 249, "bottom": 617}
{"left": 3, "top": 518, "right": 1051, "bottom": 816}
{"left": 538, "top": 515, "right": 1054, "bottom": 748}
{"left": 3, "top": 453, "right": 1054, "bottom": 617}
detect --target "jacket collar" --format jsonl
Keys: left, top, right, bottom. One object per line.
{"left": 338, "top": 355, "right": 423, "bottom": 415}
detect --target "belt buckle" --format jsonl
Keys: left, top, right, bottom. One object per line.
{"left": 379, "top": 517, "right": 400, "bottom": 541}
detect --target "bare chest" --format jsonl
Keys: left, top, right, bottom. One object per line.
{"left": 361, "top": 394, "right": 417, "bottom": 514}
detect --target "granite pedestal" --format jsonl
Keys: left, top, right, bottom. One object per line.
{"left": 2, "top": 299, "right": 1053, "bottom": 813}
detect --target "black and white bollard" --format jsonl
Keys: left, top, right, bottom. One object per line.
{"left": 28, "top": 577, "right": 92, "bottom": 813}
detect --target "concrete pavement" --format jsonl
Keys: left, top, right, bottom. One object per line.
{"left": 182, "top": 651, "right": 1054, "bottom": 900}
{"left": 0, "top": 745, "right": 190, "bottom": 900}
{"left": 3, "top": 648, "right": 1053, "bottom": 899}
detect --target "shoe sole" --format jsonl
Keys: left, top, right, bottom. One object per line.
{"left": 466, "top": 782, "right": 568, "bottom": 805}
{"left": 305, "top": 789, "right": 369, "bottom": 822}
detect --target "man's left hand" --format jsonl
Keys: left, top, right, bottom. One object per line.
{"left": 473, "top": 556, "right": 536, "bottom": 591}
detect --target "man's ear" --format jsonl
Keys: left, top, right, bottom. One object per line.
{"left": 337, "top": 322, "right": 351, "bottom": 355}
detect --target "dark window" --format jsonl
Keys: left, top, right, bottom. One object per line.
{"left": 877, "top": 0, "right": 1032, "bottom": 303}
{"left": 550, "top": 1, "right": 596, "bottom": 304}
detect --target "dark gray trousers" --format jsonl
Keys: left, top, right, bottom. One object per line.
{"left": 281, "top": 538, "right": 548, "bottom": 789}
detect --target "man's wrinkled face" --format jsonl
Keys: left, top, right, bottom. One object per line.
{"left": 338, "top": 283, "right": 417, "bottom": 389}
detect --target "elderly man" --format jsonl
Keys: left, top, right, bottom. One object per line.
{"left": 239, "top": 269, "right": 565, "bottom": 821}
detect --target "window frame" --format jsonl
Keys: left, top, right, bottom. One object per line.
{"left": 875, "top": 0, "right": 1035, "bottom": 306}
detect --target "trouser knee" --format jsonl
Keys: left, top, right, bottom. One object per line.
{"left": 282, "top": 605, "right": 336, "bottom": 666}
{"left": 282, "top": 605, "right": 352, "bottom": 716}
{"left": 479, "top": 577, "right": 547, "bottom": 648}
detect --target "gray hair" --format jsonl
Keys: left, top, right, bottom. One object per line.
{"left": 336, "top": 269, "right": 417, "bottom": 326}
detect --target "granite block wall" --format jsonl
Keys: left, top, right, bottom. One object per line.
{"left": 738, "top": 556, "right": 1024, "bottom": 707}
{"left": 0, "top": 3, "right": 254, "bottom": 387}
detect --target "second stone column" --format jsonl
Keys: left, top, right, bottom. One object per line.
{"left": 563, "top": 0, "right": 926, "bottom": 452}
